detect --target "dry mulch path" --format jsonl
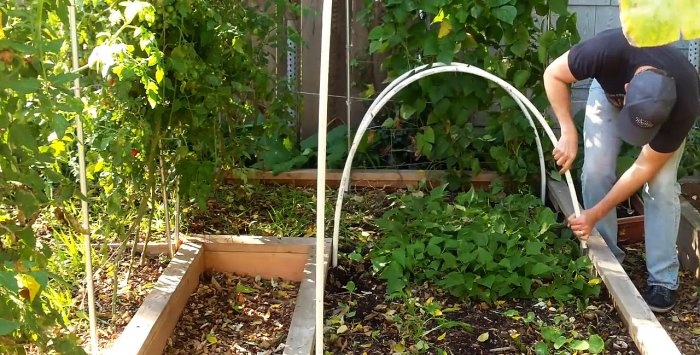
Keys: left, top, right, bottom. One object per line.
{"left": 164, "top": 272, "right": 299, "bottom": 355}
{"left": 74, "top": 254, "right": 168, "bottom": 349}
{"left": 623, "top": 243, "right": 700, "bottom": 354}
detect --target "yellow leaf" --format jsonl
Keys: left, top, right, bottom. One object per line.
{"left": 432, "top": 309, "right": 443, "bottom": 316}
{"left": 495, "top": 300, "right": 506, "bottom": 307}
{"left": 155, "top": 67, "right": 164, "bottom": 84}
{"left": 147, "top": 55, "right": 157, "bottom": 67}
{"left": 620, "top": 0, "right": 700, "bottom": 47}
{"left": 0, "top": 16, "right": 4, "bottom": 39}
{"left": 437, "top": 332, "right": 446, "bottom": 341}
{"left": 15, "top": 274, "right": 41, "bottom": 302}
{"left": 353, "top": 323, "right": 364, "bottom": 332}
{"left": 392, "top": 342, "right": 406, "bottom": 352}
{"left": 692, "top": 328, "right": 700, "bottom": 335}
{"left": 432, "top": 9, "right": 445, "bottom": 24}
{"left": 438, "top": 20, "right": 453, "bottom": 39}
{"left": 477, "top": 332, "right": 489, "bottom": 342}
{"left": 337, "top": 324, "right": 348, "bottom": 334}
{"left": 206, "top": 333, "right": 217, "bottom": 344}
{"left": 587, "top": 278, "right": 602, "bottom": 286}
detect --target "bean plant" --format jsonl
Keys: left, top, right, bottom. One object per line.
{"left": 371, "top": 185, "right": 601, "bottom": 302}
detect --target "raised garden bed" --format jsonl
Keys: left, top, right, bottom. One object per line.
{"left": 106, "top": 235, "right": 331, "bottom": 355}
{"left": 617, "top": 194, "right": 645, "bottom": 245}
{"left": 224, "top": 168, "right": 497, "bottom": 189}
{"left": 679, "top": 177, "right": 700, "bottom": 279}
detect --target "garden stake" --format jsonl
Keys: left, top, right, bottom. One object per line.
{"left": 315, "top": 0, "right": 333, "bottom": 353}
{"left": 69, "top": 0, "right": 98, "bottom": 351}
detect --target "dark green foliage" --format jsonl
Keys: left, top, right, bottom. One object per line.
{"left": 371, "top": 185, "right": 601, "bottom": 302}
{"left": 357, "top": 0, "right": 580, "bottom": 182}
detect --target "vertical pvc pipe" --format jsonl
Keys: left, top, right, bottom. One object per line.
{"left": 345, "top": 0, "right": 352, "bottom": 150}
{"left": 315, "top": 0, "right": 332, "bottom": 353}
{"left": 68, "top": 0, "right": 98, "bottom": 352}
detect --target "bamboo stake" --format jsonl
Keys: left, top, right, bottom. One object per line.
{"left": 158, "top": 147, "right": 173, "bottom": 258}
{"left": 174, "top": 178, "right": 180, "bottom": 248}
{"left": 68, "top": 1, "right": 98, "bottom": 352}
{"left": 316, "top": 0, "right": 332, "bottom": 353}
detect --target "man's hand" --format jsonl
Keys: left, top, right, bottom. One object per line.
{"left": 567, "top": 209, "right": 598, "bottom": 241}
{"left": 553, "top": 131, "right": 578, "bottom": 174}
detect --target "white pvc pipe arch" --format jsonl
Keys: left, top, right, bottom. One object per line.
{"left": 330, "top": 62, "right": 583, "bottom": 267}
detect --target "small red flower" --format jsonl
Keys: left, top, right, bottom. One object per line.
{"left": 130, "top": 148, "right": 140, "bottom": 157}
{"left": 109, "top": 79, "right": 116, "bottom": 86}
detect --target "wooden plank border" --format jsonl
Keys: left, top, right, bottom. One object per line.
{"left": 547, "top": 179, "right": 680, "bottom": 355}
{"left": 107, "top": 242, "right": 205, "bottom": 355}
{"left": 678, "top": 197, "right": 700, "bottom": 279}
{"left": 106, "top": 236, "right": 331, "bottom": 355}
{"left": 225, "top": 169, "right": 497, "bottom": 189}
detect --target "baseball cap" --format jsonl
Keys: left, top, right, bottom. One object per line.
{"left": 618, "top": 70, "right": 677, "bottom": 146}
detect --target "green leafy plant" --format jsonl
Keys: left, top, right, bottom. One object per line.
{"left": 371, "top": 185, "right": 601, "bottom": 303}
{"left": 356, "top": 0, "right": 580, "bottom": 183}
{"left": 504, "top": 309, "right": 605, "bottom": 354}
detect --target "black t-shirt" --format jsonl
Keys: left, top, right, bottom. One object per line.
{"left": 568, "top": 28, "right": 700, "bottom": 153}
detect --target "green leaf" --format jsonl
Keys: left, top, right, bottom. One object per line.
{"left": 513, "top": 70, "right": 530, "bottom": 88}
{"left": 534, "top": 341, "right": 548, "bottom": 355}
{"left": 531, "top": 262, "right": 551, "bottom": 275}
{"left": 0, "top": 318, "right": 20, "bottom": 336}
{"left": 49, "top": 72, "right": 80, "bottom": 86}
{"left": 620, "top": 0, "right": 700, "bottom": 47}
{"left": 548, "top": 0, "right": 569, "bottom": 15}
{"left": 0, "top": 272, "right": 19, "bottom": 293}
{"left": 487, "top": 0, "right": 511, "bottom": 7}
{"left": 8, "top": 122, "right": 37, "bottom": 151}
{"left": 344, "top": 280, "right": 356, "bottom": 293}
{"left": 588, "top": 334, "right": 605, "bottom": 353}
{"left": 235, "top": 283, "right": 256, "bottom": 294}
{"left": 570, "top": 340, "right": 589, "bottom": 351}
{"left": 492, "top": 5, "right": 517, "bottom": 25}
{"left": 0, "top": 78, "right": 41, "bottom": 94}
{"left": 52, "top": 114, "right": 69, "bottom": 138}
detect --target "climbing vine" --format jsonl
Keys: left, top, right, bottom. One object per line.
{"left": 359, "top": 0, "right": 579, "bottom": 185}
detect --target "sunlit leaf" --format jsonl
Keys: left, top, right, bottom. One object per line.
{"left": 620, "top": 0, "right": 700, "bottom": 47}
{"left": 477, "top": 332, "right": 489, "bottom": 342}
{"left": 120, "top": 1, "right": 152, "bottom": 24}
{"left": 15, "top": 274, "right": 41, "bottom": 302}
{"left": 336, "top": 324, "right": 348, "bottom": 334}
{"left": 438, "top": 20, "right": 453, "bottom": 39}
{"left": 432, "top": 9, "right": 446, "bottom": 24}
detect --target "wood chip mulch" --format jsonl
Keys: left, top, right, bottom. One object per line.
{"left": 75, "top": 254, "right": 168, "bottom": 349}
{"left": 164, "top": 272, "right": 299, "bottom": 355}
{"left": 624, "top": 243, "right": 700, "bottom": 354}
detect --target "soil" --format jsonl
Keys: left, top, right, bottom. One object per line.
{"left": 681, "top": 181, "right": 700, "bottom": 211}
{"left": 325, "top": 255, "right": 639, "bottom": 355}
{"left": 163, "top": 272, "right": 299, "bottom": 355}
{"left": 76, "top": 253, "right": 169, "bottom": 349}
{"left": 623, "top": 244, "right": 700, "bottom": 354}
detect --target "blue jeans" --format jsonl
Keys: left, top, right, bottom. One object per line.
{"left": 582, "top": 80, "right": 685, "bottom": 290}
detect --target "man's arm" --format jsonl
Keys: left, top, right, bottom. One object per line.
{"left": 543, "top": 51, "right": 580, "bottom": 173}
{"left": 568, "top": 145, "right": 675, "bottom": 239}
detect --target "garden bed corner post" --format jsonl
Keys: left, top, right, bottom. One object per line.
{"left": 315, "top": 0, "right": 333, "bottom": 353}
